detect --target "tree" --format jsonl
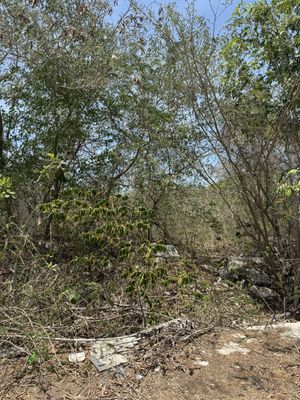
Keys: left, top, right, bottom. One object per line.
{"left": 0, "top": 0, "right": 187, "bottom": 235}
{"left": 149, "top": 0, "right": 300, "bottom": 303}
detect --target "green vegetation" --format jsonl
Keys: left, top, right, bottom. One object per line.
{"left": 0, "top": 0, "right": 299, "bottom": 355}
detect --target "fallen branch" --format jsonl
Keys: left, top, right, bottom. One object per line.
{"left": 54, "top": 318, "right": 195, "bottom": 372}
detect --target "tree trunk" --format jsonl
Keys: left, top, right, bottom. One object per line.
{"left": 0, "top": 110, "right": 5, "bottom": 170}
{"left": 293, "top": 197, "right": 300, "bottom": 310}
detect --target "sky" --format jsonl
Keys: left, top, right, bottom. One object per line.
{"left": 112, "top": 0, "right": 242, "bottom": 33}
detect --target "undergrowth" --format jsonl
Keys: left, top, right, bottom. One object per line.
{"left": 0, "top": 190, "right": 264, "bottom": 362}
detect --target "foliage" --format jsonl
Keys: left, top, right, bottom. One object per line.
{"left": 278, "top": 169, "right": 300, "bottom": 197}
{"left": 0, "top": 0, "right": 299, "bottom": 354}
{"left": 0, "top": 174, "right": 15, "bottom": 200}
{"left": 27, "top": 351, "right": 38, "bottom": 366}
{"left": 39, "top": 188, "right": 195, "bottom": 323}
{"left": 40, "top": 189, "right": 153, "bottom": 263}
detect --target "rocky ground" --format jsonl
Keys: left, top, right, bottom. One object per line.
{"left": 1, "top": 320, "right": 300, "bottom": 400}
{"left": 1, "top": 254, "right": 299, "bottom": 399}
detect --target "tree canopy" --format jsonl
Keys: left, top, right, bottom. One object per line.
{"left": 0, "top": 0, "right": 299, "bottom": 349}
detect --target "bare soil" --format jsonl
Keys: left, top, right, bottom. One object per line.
{"left": 1, "top": 322, "right": 300, "bottom": 400}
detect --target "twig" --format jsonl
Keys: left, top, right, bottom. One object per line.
{"left": 181, "top": 326, "right": 214, "bottom": 342}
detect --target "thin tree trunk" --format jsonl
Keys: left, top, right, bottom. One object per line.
{"left": 0, "top": 110, "right": 5, "bottom": 170}
{"left": 293, "top": 197, "right": 300, "bottom": 309}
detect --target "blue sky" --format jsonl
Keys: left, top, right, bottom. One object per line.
{"left": 112, "top": 0, "right": 242, "bottom": 33}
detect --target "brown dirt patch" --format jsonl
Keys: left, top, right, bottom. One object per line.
{"left": 1, "top": 324, "right": 300, "bottom": 400}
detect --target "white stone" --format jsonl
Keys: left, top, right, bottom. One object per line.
{"left": 193, "top": 359, "right": 209, "bottom": 367}
{"left": 217, "top": 341, "right": 250, "bottom": 356}
{"left": 232, "top": 333, "right": 256, "bottom": 343}
{"left": 246, "top": 321, "right": 300, "bottom": 339}
{"left": 68, "top": 352, "right": 86, "bottom": 363}
{"left": 155, "top": 244, "right": 179, "bottom": 258}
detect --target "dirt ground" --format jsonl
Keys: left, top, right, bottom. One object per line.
{"left": 1, "top": 322, "right": 300, "bottom": 400}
